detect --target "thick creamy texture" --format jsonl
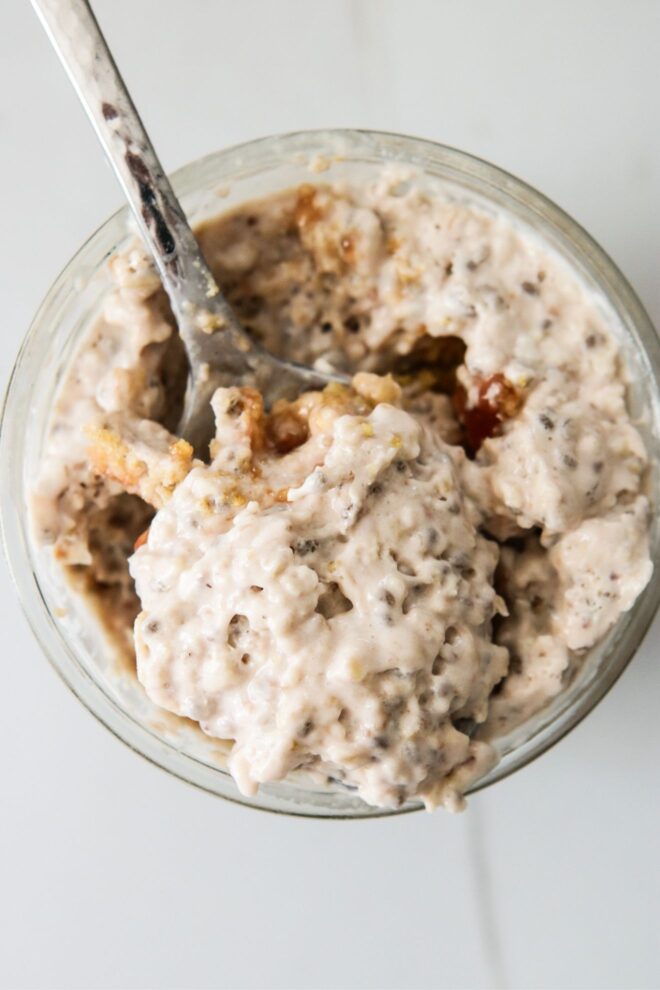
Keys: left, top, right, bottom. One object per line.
{"left": 33, "top": 171, "right": 653, "bottom": 809}
{"left": 130, "top": 384, "right": 507, "bottom": 809}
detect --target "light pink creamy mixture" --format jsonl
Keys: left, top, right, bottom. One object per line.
{"left": 33, "top": 171, "right": 652, "bottom": 810}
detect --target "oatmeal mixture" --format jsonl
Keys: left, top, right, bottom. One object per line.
{"left": 32, "top": 171, "right": 653, "bottom": 810}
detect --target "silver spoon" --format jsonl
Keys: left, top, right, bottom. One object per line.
{"left": 32, "top": 0, "right": 347, "bottom": 453}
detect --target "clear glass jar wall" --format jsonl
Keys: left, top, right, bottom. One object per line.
{"left": 2, "top": 130, "right": 659, "bottom": 817}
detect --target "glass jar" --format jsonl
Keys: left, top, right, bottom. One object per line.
{"left": 2, "top": 130, "right": 658, "bottom": 818}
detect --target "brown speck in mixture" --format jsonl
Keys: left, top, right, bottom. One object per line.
{"left": 340, "top": 234, "right": 356, "bottom": 264}
{"left": 294, "top": 184, "right": 323, "bottom": 230}
{"left": 292, "top": 538, "right": 319, "bottom": 556}
{"left": 321, "top": 321, "right": 333, "bottom": 334}
{"left": 563, "top": 454, "right": 578, "bottom": 469}
{"left": 522, "top": 281, "right": 539, "bottom": 295}
{"left": 344, "top": 315, "right": 360, "bottom": 334}
{"left": 228, "top": 613, "right": 249, "bottom": 648}
{"left": 508, "top": 654, "right": 523, "bottom": 675}
{"left": 593, "top": 460, "right": 604, "bottom": 473}
{"left": 238, "top": 295, "right": 263, "bottom": 319}
{"left": 444, "top": 261, "right": 454, "bottom": 277}
{"left": 542, "top": 318, "right": 553, "bottom": 330}
{"left": 539, "top": 413, "right": 555, "bottom": 431}
{"left": 432, "top": 655, "right": 445, "bottom": 676}
{"left": 226, "top": 395, "right": 245, "bottom": 416}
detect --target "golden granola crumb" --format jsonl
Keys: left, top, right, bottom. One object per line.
{"left": 352, "top": 372, "right": 402, "bottom": 407}
{"left": 86, "top": 422, "right": 194, "bottom": 508}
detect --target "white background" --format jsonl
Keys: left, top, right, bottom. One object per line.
{"left": 1, "top": 2, "right": 659, "bottom": 988}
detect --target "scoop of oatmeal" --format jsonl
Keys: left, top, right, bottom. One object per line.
{"left": 127, "top": 381, "right": 507, "bottom": 810}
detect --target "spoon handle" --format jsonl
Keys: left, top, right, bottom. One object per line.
{"left": 31, "top": 0, "right": 229, "bottom": 318}
{"left": 32, "top": 0, "right": 347, "bottom": 451}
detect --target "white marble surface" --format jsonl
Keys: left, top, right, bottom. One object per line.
{"left": 1, "top": 2, "right": 659, "bottom": 988}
